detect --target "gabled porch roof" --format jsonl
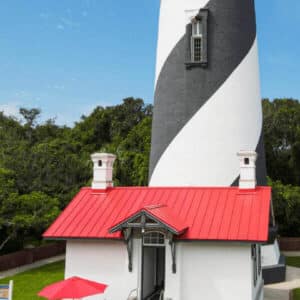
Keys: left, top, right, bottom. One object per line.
{"left": 109, "top": 204, "right": 188, "bottom": 235}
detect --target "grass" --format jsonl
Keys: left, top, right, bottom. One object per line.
{"left": 0, "top": 260, "right": 65, "bottom": 300}
{"left": 286, "top": 257, "right": 300, "bottom": 300}
{"left": 294, "top": 289, "right": 300, "bottom": 300}
{"left": 286, "top": 256, "right": 300, "bottom": 268}
{"left": 0, "top": 256, "right": 300, "bottom": 299}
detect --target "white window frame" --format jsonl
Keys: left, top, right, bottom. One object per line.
{"left": 143, "top": 231, "right": 166, "bottom": 247}
{"left": 191, "top": 20, "right": 203, "bottom": 62}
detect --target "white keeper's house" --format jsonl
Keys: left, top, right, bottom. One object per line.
{"left": 44, "top": 151, "right": 274, "bottom": 300}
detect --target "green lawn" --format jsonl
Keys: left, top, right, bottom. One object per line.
{"left": 0, "top": 260, "right": 65, "bottom": 300}
{"left": 1, "top": 256, "right": 300, "bottom": 299}
{"left": 294, "top": 289, "right": 300, "bottom": 300}
{"left": 286, "top": 257, "right": 300, "bottom": 300}
{"left": 287, "top": 256, "right": 300, "bottom": 268}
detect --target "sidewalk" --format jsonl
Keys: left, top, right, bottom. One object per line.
{"left": 0, "top": 254, "right": 65, "bottom": 279}
{"left": 283, "top": 251, "right": 300, "bottom": 257}
{"left": 264, "top": 266, "right": 300, "bottom": 300}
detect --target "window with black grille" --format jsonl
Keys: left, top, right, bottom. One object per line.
{"left": 258, "top": 245, "right": 262, "bottom": 276}
{"left": 192, "top": 37, "right": 202, "bottom": 62}
{"left": 143, "top": 231, "right": 165, "bottom": 246}
{"left": 252, "top": 244, "right": 262, "bottom": 286}
{"left": 191, "top": 20, "right": 203, "bottom": 62}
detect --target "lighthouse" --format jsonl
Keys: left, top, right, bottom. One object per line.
{"left": 150, "top": 0, "right": 284, "bottom": 284}
{"left": 150, "top": 0, "right": 266, "bottom": 186}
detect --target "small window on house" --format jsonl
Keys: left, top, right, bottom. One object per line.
{"left": 191, "top": 20, "right": 203, "bottom": 62}
{"left": 98, "top": 160, "right": 102, "bottom": 167}
{"left": 258, "top": 245, "right": 262, "bottom": 276}
{"left": 244, "top": 158, "right": 250, "bottom": 165}
{"left": 252, "top": 244, "right": 258, "bottom": 286}
{"left": 143, "top": 231, "right": 165, "bottom": 246}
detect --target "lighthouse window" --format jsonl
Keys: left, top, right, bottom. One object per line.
{"left": 185, "top": 9, "right": 209, "bottom": 68}
{"left": 191, "top": 21, "right": 203, "bottom": 62}
{"left": 192, "top": 20, "right": 203, "bottom": 36}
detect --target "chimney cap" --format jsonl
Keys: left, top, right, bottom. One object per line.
{"left": 91, "top": 153, "right": 116, "bottom": 160}
{"left": 237, "top": 150, "right": 257, "bottom": 158}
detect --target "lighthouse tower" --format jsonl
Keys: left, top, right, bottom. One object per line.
{"left": 150, "top": 0, "right": 266, "bottom": 186}
{"left": 149, "top": 0, "right": 284, "bottom": 283}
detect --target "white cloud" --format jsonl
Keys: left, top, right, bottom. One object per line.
{"left": 39, "top": 12, "right": 50, "bottom": 19}
{"left": 57, "top": 24, "right": 65, "bottom": 30}
{"left": 0, "top": 102, "right": 20, "bottom": 117}
{"left": 82, "top": 101, "right": 111, "bottom": 115}
{"left": 14, "top": 90, "right": 27, "bottom": 97}
{"left": 53, "top": 85, "right": 65, "bottom": 90}
{"left": 60, "top": 17, "right": 80, "bottom": 28}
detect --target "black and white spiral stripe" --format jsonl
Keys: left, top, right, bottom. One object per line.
{"left": 149, "top": 0, "right": 267, "bottom": 187}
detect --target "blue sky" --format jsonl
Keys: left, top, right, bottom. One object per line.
{"left": 0, "top": 0, "right": 299, "bottom": 126}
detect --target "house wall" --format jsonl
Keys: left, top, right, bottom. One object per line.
{"left": 262, "top": 240, "right": 280, "bottom": 266}
{"left": 65, "top": 239, "right": 141, "bottom": 300}
{"left": 65, "top": 239, "right": 263, "bottom": 300}
{"left": 164, "top": 242, "right": 263, "bottom": 300}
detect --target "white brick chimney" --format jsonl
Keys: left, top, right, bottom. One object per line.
{"left": 237, "top": 150, "right": 257, "bottom": 189}
{"left": 91, "top": 153, "right": 116, "bottom": 189}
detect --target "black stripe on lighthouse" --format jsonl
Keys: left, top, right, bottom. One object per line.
{"left": 150, "top": 0, "right": 266, "bottom": 184}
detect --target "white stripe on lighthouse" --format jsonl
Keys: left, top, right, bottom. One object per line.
{"left": 150, "top": 38, "right": 262, "bottom": 186}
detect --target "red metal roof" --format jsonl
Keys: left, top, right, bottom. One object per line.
{"left": 44, "top": 186, "right": 271, "bottom": 242}
{"left": 109, "top": 204, "right": 189, "bottom": 235}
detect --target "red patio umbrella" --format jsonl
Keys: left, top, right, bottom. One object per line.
{"left": 38, "top": 276, "right": 108, "bottom": 300}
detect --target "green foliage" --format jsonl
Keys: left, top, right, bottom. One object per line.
{"left": 0, "top": 260, "right": 65, "bottom": 300}
{"left": 1, "top": 97, "right": 300, "bottom": 252}
{"left": 0, "top": 98, "right": 152, "bottom": 253}
{"left": 19, "top": 108, "right": 41, "bottom": 128}
{"left": 286, "top": 256, "right": 300, "bottom": 268}
{"left": 105, "top": 116, "right": 152, "bottom": 186}
{"left": 0, "top": 168, "right": 16, "bottom": 200}
{"left": 263, "top": 99, "right": 300, "bottom": 185}
{"left": 270, "top": 178, "right": 300, "bottom": 236}
{"left": 0, "top": 192, "right": 60, "bottom": 251}
{"left": 294, "top": 288, "right": 300, "bottom": 300}
{"left": 262, "top": 99, "right": 300, "bottom": 237}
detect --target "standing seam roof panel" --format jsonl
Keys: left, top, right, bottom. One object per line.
{"left": 44, "top": 187, "right": 271, "bottom": 242}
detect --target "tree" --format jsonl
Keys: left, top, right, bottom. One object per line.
{"left": 263, "top": 99, "right": 300, "bottom": 185}
{"left": 115, "top": 117, "right": 152, "bottom": 186}
{"left": 1, "top": 97, "right": 299, "bottom": 251}
{"left": 19, "top": 108, "right": 41, "bottom": 128}
{"left": 270, "top": 178, "right": 300, "bottom": 236}
{"left": 0, "top": 192, "right": 60, "bottom": 252}
{"left": 30, "top": 139, "right": 91, "bottom": 207}
{"left": 72, "top": 98, "right": 153, "bottom": 154}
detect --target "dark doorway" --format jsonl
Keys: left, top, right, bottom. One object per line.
{"left": 142, "top": 246, "right": 165, "bottom": 300}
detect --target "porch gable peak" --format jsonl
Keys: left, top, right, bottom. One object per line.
{"left": 109, "top": 204, "right": 188, "bottom": 236}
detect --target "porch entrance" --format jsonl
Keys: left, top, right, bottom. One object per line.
{"left": 109, "top": 206, "right": 185, "bottom": 299}
{"left": 141, "top": 232, "right": 166, "bottom": 300}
